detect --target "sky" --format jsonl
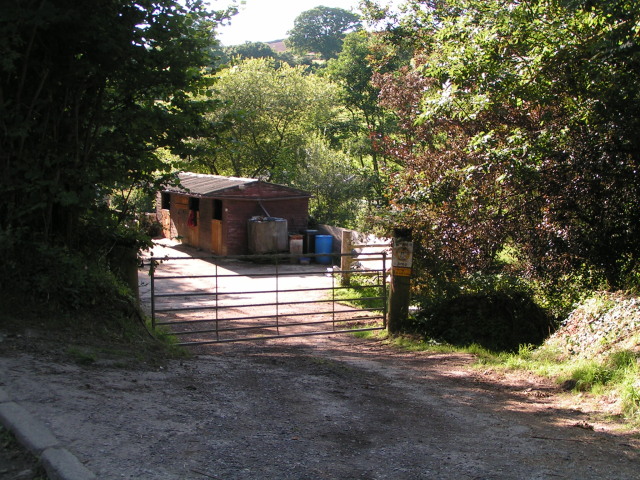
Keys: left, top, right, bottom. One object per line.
{"left": 213, "top": 0, "right": 367, "bottom": 46}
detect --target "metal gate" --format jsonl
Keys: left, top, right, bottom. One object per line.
{"left": 146, "top": 251, "right": 387, "bottom": 345}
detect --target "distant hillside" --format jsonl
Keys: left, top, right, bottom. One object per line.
{"left": 267, "top": 39, "right": 287, "bottom": 52}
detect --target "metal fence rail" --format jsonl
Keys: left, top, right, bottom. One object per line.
{"left": 149, "top": 251, "right": 387, "bottom": 345}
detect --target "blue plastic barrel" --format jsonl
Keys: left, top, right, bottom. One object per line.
{"left": 314, "top": 235, "right": 333, "bottom": 264}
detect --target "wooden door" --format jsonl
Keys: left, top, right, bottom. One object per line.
{"left": 211, "top": 219, "right": 223, "bottom": 254}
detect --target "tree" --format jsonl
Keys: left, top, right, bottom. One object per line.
{"left": 190, "top": 58, "right": 340, "bottom": 181}
{"left": 286, "top": 6, "right": 362, "bottom": 60}
{"left": 227, "top": 41, "right": 276, "bottom": 59}
{"left": 326, "top": 30, "right": 409, "bottom": 184}
{"left": 373, "top": 0, "right": 640, "bottom": 300}
{"left": 292, "top": 134, "right": 371, "bottom": 227}
{"left": 0, "top": 0, "right": 229, "bottom": 304}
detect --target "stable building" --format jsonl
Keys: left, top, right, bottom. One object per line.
{"left": 157, "top": 172, "right": 311, "bottom": 255}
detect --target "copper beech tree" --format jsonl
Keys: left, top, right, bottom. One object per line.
{"left": 372, "top": 0, "right": 640, "bottom": 304}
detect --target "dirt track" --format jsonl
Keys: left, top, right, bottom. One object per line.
{"left": 1, "top": 241, "right": 638, "bottom": 479}
{"left": 1, "top": 333, "right": 639, "bottom": 479}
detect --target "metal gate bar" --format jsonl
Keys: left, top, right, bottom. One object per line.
{"left": 148, "top": 251, "right": 387, "bottom": 345}
{"left": 152, "top": 304, "right": 385, "bottom": 339}
{"left": 166, "top": 316, "right": 379, "bottom": 337}
{"left": 155, "top": 307, "right": 384, "bottom": 328}
{"left": 178, "top": 326, "right": 386, "bottom": 346}
{"left": 154, "top": 295, "right": 383, "bottom": 314}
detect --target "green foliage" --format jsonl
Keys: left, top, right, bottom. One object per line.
{"left": 387, "top": 315, "right": 640, "bottom": 424}
{"left": 488, "top": 344, "right": 640, "bottom": 423}
{"left": 221, "top": 41, "right": 297, "bottom": 66}
{"left": 373, "top": 0, "right": 640, "bottom": 302}
{"left": 621, "top": 379, "right": 640, "bottom": 418}
{"left": 66, "top": 346, "right": 98, "bottom": 366}
{"left": 286, "top": 6, "right": 362, "bottom": 60}
{"left": 226, "top": 41, "right": 280, "bottom": 59}
{"left": 1, "top": 0, "right": 224, "bottom": 244}
{"left": 566, "top": 351, "right": 640, "bottom": 420}
{"left": 571, "top": 362, "right": 616, "bottom": 392}
{"left": 326, "top": 31, "right": 408, "bottom": 191}
{"left": 334, "top": 274, "right": 386, "bottom": 311}
{"left": 292, "top": 134, "right": 372, "bottom": 227}
{"left": 0, "top": 0, "right": 232, "bottom": 314}
{"left": 191, "top": 57, "right": 340, "bottom": 181}
{"left": 0, "top": 235, "right": 130, "bottom": 313}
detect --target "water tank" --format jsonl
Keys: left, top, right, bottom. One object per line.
{"left": 247, "top": 217, "right": 288, "bottom": 254}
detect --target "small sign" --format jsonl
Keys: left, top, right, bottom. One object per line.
{"left": 392, "top": 241, "right": 413, "bottom": 268}
{"left": 393, "top": 266, "right": 412, "bottom": 277}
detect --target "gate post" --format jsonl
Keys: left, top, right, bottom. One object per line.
{"left": 150, "top": 258, "right": 156, "bottom": 330}
{"left": 340, "top": 229, "right": 353, "bottom": 286}
{"left": 387, "top": 228, "right": 413, "bottom": 334}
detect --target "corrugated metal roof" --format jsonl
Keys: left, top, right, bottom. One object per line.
{"left": 163, "top": 172, "right": 311, "bottom": 198}
{"left": 165, "top": 172, "right": 257, "bottom": 196}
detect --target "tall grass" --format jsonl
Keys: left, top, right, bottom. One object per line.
{"left": 567, "top": 350, "right": 640, "bottom": 417}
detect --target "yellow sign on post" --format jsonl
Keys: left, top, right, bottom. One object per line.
{"left": 392, "top": 266, "right": 412, "bottom": 277}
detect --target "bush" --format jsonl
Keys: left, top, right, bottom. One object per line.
{"left": 0, "top": 225, "right": 139, "bottom": 315}
{"left": 416, "top": 291, "right": 555, "bottom": 352}
{"left": 6, "top": 244, "right": 124, "bottom": 310}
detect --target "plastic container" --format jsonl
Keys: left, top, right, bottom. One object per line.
{"left": 289, "top": 235, "right": 303, "bottom": 263}
{"left": 304, "top": 229, "right": 318, "bottom": 254}
{"left": 315, "top": 235, "right": 333, "bottom": 265}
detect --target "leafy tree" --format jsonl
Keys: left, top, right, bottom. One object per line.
{"left": 227, "top": 41, "right": 277, "bottom": 59}
{"left": 292, "top": 134, "right": 372, "bottom": 227}
{"left": 286, "top": 6, "right": 362, "bottom": 60}
{"left": 326, "top": 30, "right": 408, "bottom": 184}
{"left": 373, "top": 0, "right": 640, "bottom": 302}
{"left": 0, "top": 0, "right": 228, "bottom": 305}
{"left": 191, "top": 58, "right": 340, "bottom": 181}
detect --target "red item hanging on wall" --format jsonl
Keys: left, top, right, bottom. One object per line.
{"left": 187, "top": 210, "right": 197, "bottom": 227}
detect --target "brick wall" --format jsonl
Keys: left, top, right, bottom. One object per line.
{"left": 262, "top": 198, "right": 309, "bottom": 233}
{"left": 224, "top": 198, "right": 310, "bottom": 255}
{"left": 224, "top": 200, "right": 263, "bottom": 255}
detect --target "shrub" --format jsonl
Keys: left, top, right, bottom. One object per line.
{"left": 416, "top": 291, "right": 555, "bottom": 352}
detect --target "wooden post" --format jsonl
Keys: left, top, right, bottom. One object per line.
{"left": 340, "top": 229, "right": 353, "bottom": 286}
{"left": 387, "top": 228, "right": 413, "bottom": 334}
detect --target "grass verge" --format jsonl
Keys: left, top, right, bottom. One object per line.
{"left": 334, "top": 274, "right": 386, "bottom": 311}
{"left": 0, "top": 427, "right": 48, "bottom": 479}
{"left": 489, "top": 344, "right": 640, "bottom": 427}
{"left": 377, "top": 332, "right": 640, "bottom": 428}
